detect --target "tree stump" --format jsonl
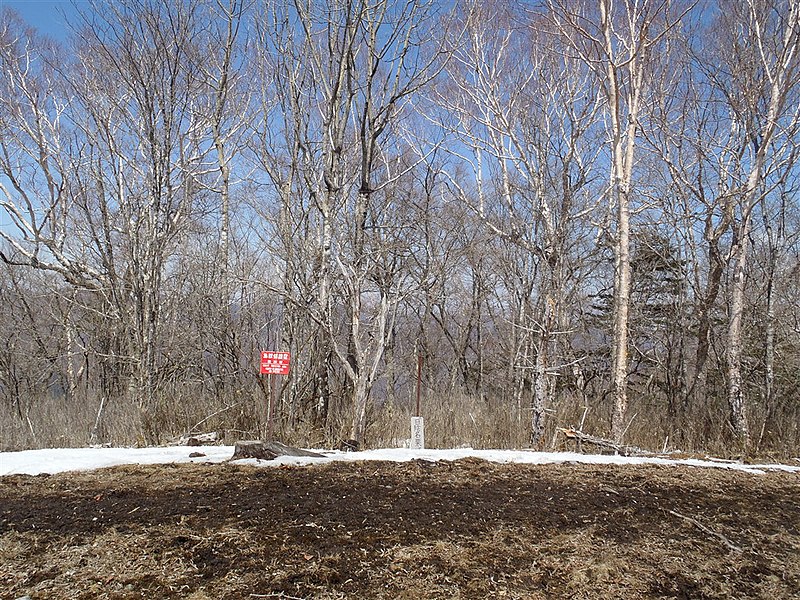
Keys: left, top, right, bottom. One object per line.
{"left": 339, "top": 439, "right": 360, "bottom": 452}
{"left": 232, "top": 440, "right": 325, "bottom": 461}
{"left": 233, "top": 441, "right": 280, "bottom": 460}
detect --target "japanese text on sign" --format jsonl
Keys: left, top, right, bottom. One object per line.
{"left": 260, "top": 351, "right": 291, "bottom": 375}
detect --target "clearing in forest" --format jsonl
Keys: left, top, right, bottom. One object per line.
{"left": 1, "top": 457, "right": 799, "bottom": 599}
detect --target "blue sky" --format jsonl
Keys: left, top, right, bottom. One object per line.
{"left": 0, "top": 0, "right": 88, "bottom": 40}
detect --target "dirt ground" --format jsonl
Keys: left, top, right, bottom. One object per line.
{"left": 1, "top": 457, "right": 799, "bottom": 600}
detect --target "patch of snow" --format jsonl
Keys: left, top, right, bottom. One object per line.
{"left": 1, "top": 445, "right": 799, "bottom": 477}
{"left": 0, "top": 446, "right": 233, "bottom": 476}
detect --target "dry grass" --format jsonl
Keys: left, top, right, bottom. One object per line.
{"left": 3, "top": 382, "right": 798, "bottom": 460}
{"left": 370, "top": 392, "right": 529, "bottom": 450}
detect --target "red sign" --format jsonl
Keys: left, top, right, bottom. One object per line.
{"left": 260, "top": 351, "right": 291, "bottom": 375}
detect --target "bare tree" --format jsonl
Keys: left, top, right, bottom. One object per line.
{"left": 548, "top": 0, "right": 689, "bottom": 442}
{"left": 255, "top": 0, "right": 453, "bottom": 445}
{"left": 437, "top": 2, "right": 597, "bottom": 444}
{"left": 716, "top": 0, "right": 800, "bottom": 450}
{"left": 755, "top": 154, "right": 800, "bottom": 450}
{"left": 1, "top": 2, "right": 212, "bottom": 437}
{"left": 0, "top": 10, "right": 95, "bottom": 286}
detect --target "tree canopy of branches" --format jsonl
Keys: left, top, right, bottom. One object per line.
{"left": 1, "top": 0, "right": 799, "bottom": 456}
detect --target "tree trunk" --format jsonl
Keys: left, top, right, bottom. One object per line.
{"left": 531, "top": 293, "right": 556, "bottom": 447}
{"left": 599, "top": 0, "right": 642, "bottom": 444}
{"left": 531, "top": 335, "right": 549, "bottom": 447}
{"left": 726, "top": 219, "right": 751, "bottom": 451}
{"left": 758, "top": 247, "right": 777, "bottom": 450}
{"left": 610, "top": 185, "right": 632, "bottom": 444}
{"left": 348, "top": 374, "right": 372, "bottom": 446}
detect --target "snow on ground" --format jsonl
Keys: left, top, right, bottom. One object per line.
{"left": 2, "top": 445, "right": 800, "bottom": 477}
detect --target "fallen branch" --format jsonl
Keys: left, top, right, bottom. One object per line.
{"left": 557, "top": 428, "right": 651, "bottom": 457}
{"left": 172, "top": 431, "right": 220, "bottom": 447}
{"left": 189, "top": 403, "right": 238, "bottom": 434}
{"left": 668, "top": 509, "right": 743, "bottom": 553}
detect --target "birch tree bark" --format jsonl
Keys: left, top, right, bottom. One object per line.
{"left": 549, "top": 0, "right": 686, "bottom": 443}
{"left": 647, "top": 0, "right": 800, "bottom": 451}
{"left": 716, "top": 0, "right": 800, "bottom": 450}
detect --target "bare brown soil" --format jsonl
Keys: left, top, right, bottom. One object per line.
{"left": 1, "top": 458, "right": 799, "bottom": 599}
